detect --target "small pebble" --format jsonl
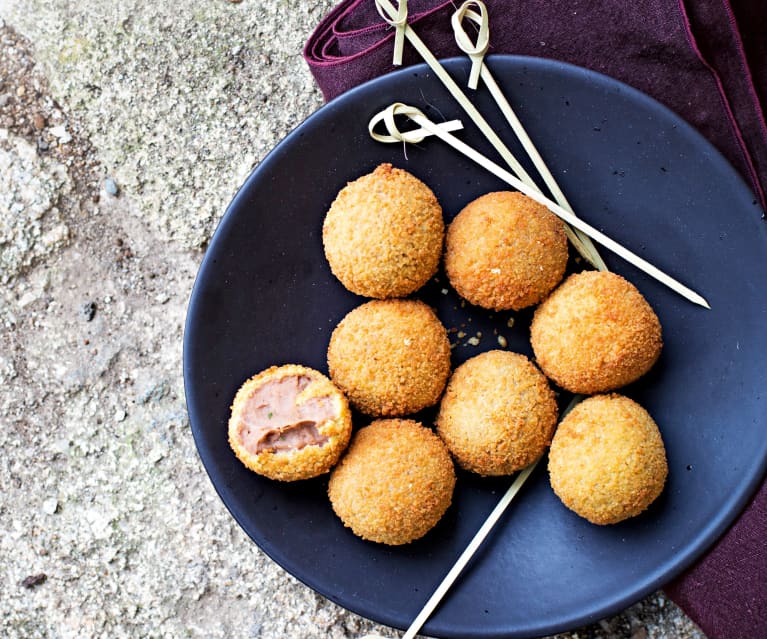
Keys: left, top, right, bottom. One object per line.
{"left": 32, "top": 113, "right": 46, "bottom": 129}
{"left": 148, "top": 448, "right": 165, "bottom": 463}
{"left": 0, "top": 93, "right": 11, "bottom": 107}
{"left": 104, "top": 177, "right": 119, "bottom": 196}
{"left": 497, "top": 335, "right": 508, "bottom": 348}
{"left": 42, "top": 497, "right": 58, "bottom": 515}
{"left": 16, "top": 85, "right": 26, "bottom": 97}
{"left": 49, "top": 125, "right": 72, "bottom": 143}
{"left": 52, "top": 438, "right": 70, "bottom": 454}
{"left": 80, "top": 301, "right": 97, "bottom": 322}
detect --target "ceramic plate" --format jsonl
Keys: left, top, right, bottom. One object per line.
{"left": 183, "top": 56, "right": 767, "bottom": 638}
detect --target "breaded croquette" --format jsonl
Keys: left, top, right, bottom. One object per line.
{"left": 228, "top": 364, "right": 352, "bottom": 481}
{"left": 322, "top": 163, "right": 444, "bottom": 298}
{"left": 548, "top": 394, "right": 668, "bottom": 525}
{"left": 327, "top": 299, "right": 451, "bottom": 416}
{"left": 436, "top": 350, "right": 558, "bottom": 476}
{"left": 530, "top": 270, "right": 662, "bottom": 394}
{"left": 328, "top": 419, "right": 456, "bottom": 545}
{"left": 445, "top": 191, "right": 568, "bottom": 311}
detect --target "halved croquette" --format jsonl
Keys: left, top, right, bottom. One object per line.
{"left": 228, "top": 364, "right": 352, "bottom": 481}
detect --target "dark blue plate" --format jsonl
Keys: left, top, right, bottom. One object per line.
{"left": 183, "top": 56, "right": 767, "bottom": 638}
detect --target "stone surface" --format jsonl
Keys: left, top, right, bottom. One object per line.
{"left": 0, "top": 3, "right": 706, "bottom": 639}
{"left": 3, "top": 0, "right": 329, "bottom": 250}
{"left": 0, "top": 134, "right": 70, "bottom": 283}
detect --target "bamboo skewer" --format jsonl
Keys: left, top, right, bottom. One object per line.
{"left": 357, "top": 397, "right": 588, "bottom": 639}
{"left": 360, "top": 4, "right": 710, "bottom": 638}
{"left": 451, "top": 0, "right": 607, "bottom": 271}
{"left": 370, "top": 103, "right": 711, "bottom": 309}
{"left": 360, "top": 460, "right": 541, "bottom": 639}
{"left": 374, "top": 0, "right": 532, "bottom": 184}
{"left": 373, "top": 0, "right": 605, "bottom": 269}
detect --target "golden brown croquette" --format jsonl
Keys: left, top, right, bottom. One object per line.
{"left": 322, "top": 163, "right": 444, "bottom": 298}
{"left": 328, "top": 419, "right": 455, "bottom": 545}
{"left": 327, "top": 299, "right": 451, "bottom": 417}
{"left": 228, "top": 364, "right": 352, "bottom": 481}
{"left": 530, "top": 271, "right": 662, "bottom": 394}
{"left": 444, "top": 191, "right": 568, "bottom": 311}
{"left": 548, "top": 394, "right": 668, "bottom": 525}
{"left": 436, "top": 350, "right": 558, "bottom": 476}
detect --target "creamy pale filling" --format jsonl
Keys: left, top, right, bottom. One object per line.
{"left": 237, "top": 375, "right": 337, "bottom": 454}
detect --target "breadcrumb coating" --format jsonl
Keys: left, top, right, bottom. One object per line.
{"left": 322, "top": 163, "right": 444, "bottom": 298}
{"left": 327, "top": 299, "right": 451, "bottom": 416}
{"left": 436, "top": 350, "right": 558, "bottom": 476}
{"left": 530, "top": 271, "right": 662, "bottom": 394}
{"left": 445, "top": 191, "right": 568, "bottom": 310}
{"left": 548, "top": 394, "right": 668, "bottom": 525}
{"left": 328, "top": 419, "right": 456, "bottom": 545}
{"left": 228, "top": 364, "right": 352, "bottom": 481}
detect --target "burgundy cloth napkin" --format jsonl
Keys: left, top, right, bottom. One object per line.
{"left": 304, "top": 1, "right": 767, "bottom": 637}
{"left": 304, "top": 0, "right": 767, "bottom": 210}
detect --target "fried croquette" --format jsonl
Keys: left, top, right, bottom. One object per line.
{"left": 328, "top": 419, "right": 456, "bottom": 545}
{"left": 228, "top": 364, "right": 352, "bottom": 481}
{"left": 444, "top": 191, "right": 568, "bottom": 311}
{"left": 548, "top": 394, "right": 668, "bottom": 525}
{"left": 530, "top": 271, "right": 662, "bottom": 394}
{"left": 327, "top": 299, "right": 451, "bottom": 416}
{"left": 436, "top": 350, "right": 558, "bottom": 476}
{"left": 322, "top": 163, "right": 444, "bottom": 298}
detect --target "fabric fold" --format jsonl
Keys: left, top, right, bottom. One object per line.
{"left": 303, "top": 0, "right": 767, "bottom": 210}
{"left": 666, "top": 480, "right": 767, "bottom": 639}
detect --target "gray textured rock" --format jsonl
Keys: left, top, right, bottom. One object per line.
{"left": 0, "top": 134, "right": 70, "bottom": 283}
{"left": 5, "top": 0, "right": 328, "bottom": 249}
{"left": 104, "top": 177, "right": 119, "bottom": 197}
{"left": 0, "top": 3, "right": 706, "bottom": 639}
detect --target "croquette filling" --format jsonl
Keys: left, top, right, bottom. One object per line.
{"left": 237, "top": 375, "right": 336, "bottom": 453}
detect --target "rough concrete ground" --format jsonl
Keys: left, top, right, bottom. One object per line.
{"left": 0, "top": 2, "right": 705, "bottom": 638}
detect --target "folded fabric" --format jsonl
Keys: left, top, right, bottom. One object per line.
{"left": 304, "top": 0, "right": 766, "bottom": 211}
{"left": 304, "top": 1, "right": 767, "bottom": 638}
{"left": 665, "top": 480, "right": 767, "bottom": 638}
